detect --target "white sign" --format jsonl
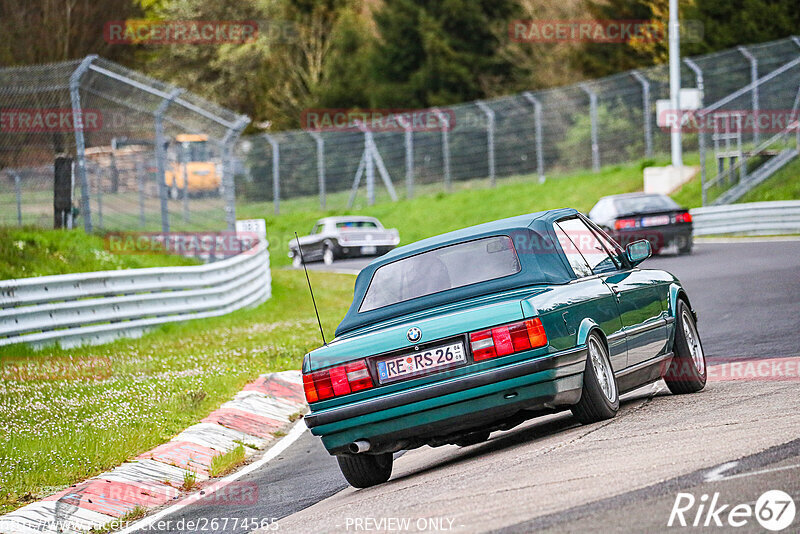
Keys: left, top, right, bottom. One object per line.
{"left": 656, "top": 88, "right": 704, "bottom": 127}
{"left": 235, "top": 219, "right": 267, "bottom": 240}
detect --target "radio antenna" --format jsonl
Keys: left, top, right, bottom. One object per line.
{"left": 295, "top": 232, "right": 327, "bottom": 346}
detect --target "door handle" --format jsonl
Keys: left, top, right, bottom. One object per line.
{"left": 610, "top": 285, "right": 621, "bottom": 301}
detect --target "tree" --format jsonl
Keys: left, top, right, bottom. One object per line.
{"left": 0, "top": 0, "right": 142, "bottom": 66}
{"left": 683, "top": 0, "right": 800, "bottom": 55}
{"left": 368, "top": 0, "right": 518, "bottom": 108}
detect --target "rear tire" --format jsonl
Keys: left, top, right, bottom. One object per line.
{"left": 337, "top": 453, "right": 393, "bottom": 488}
{"left": 571, "top": 334, "right": 619, "bottom": 424}
{"left": 678, "top": 235, "right": 693, "bottom": 255}
{"left": 663, "top": 300, "right": 706, "bottom": 394}
{"left": 454, "top": 431, "right": 490, "bottom": 447}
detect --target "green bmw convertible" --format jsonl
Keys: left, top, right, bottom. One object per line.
{"left": 303, "top": 209, "right": 706, "bottom": 488}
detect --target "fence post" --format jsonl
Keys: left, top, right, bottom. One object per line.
{"left": 11, "top": 171, "right": 22, "bottom": 226}
{"left": 476, "top": 101, "right": 496, "bottom": 186}
{"left": 400, "top": 117, "right": 414, "bottom": 198}
{"left": 222, "top": 116, "right": 249, "bottom": 231}
{"left": 522, "top": 92, "right": 545, "bottom": 183}
{"left": 69, "top": 55, "right": 97, "bottom": 233}
{"left": 738, "top": 45, "right": 760, "bottom": 144}
{"left": 308, "top": 131, "right": 326, "bottom": 209}
{"left": 684, "top": 58, "right": 707, "bottom": 205}
{"left": 631, "top": 71, "right": 653, "bottom": 159}
{"left": 180, "top": 149, "right": 190, "bottom": 223}
{"left": 433, "top": 109, "right": 451, "bottom": 191}
{"left": 93, "top": 164, "right": 103, "bottom": 229}
{"left": 579, "top": 83, "right": 601, "bottom": 172}
{"left": 154, "top": 88, "right": 183, "bottom": 233}
{"left": 136, "top": 155, "right": 146, "bottom": 227}
{"left": 263, "top": 134, "right": 280, "bottom": 215}
{"left": 363, "top": 129, "right": 375, "bottom": 205}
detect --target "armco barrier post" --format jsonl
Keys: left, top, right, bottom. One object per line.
{"left": 631, "top": 71, "right": 653, "bottom": 159}
{"left": 579, "top": 83, "right": 600, "bottom": 172}
{"left": 69, "top": 55, "right": 97, "bottom": 233}
{"left": 522, "top": 92, "right": 546, "bottom": 183}
{"left": 476, "top": 101, "right": 496, "bottom": 187}
{"left": 154, "top": 88, "right": 183, "bottom": 233}
{"left": 263, "top": 134, "right": 280, "bottom": 215}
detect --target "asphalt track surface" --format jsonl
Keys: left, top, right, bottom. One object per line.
{"left": 138, "top": 240, "right": 800, "bottom": 533}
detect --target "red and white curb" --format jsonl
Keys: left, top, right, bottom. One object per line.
{"left": 0, "top": 371, "right": 305, "bottom": 534}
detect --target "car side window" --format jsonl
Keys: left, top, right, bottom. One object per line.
{"left": 556, "top": 218, "right": 618, "bottom": 274}
{"left": 310, "top": 224, "right": 320, "bottom": 235}
{"left": 584, "top": 219, "right": 624, "bottom": 262}
{"left": 554, "top": 223, "right": 593, "bottom": 278}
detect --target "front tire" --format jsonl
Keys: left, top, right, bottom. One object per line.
{"left": 571, "top": 334, "right": 619, "bottom": 424}
{"left": 322, "top": 245, "right": 335, "bottom": 266}
{"left": 337, "top": 453, "right": 393, "bottom": 488}
{"left": 663, "top": 300, "right": 706, "bottom": 394}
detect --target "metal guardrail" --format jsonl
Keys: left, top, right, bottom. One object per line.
{"left": 0, "top": 240, "right": 270, "bottom": 349}
{"left": 691, "top": 201, "right": 800, "bottom": 236}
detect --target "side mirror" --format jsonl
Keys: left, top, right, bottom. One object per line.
{"left": 626, "top": 240, "right": 652, "bottom": 265}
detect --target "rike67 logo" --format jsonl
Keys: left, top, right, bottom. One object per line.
{"left": 669, "top": 490, "right": 796, "bottom": 531}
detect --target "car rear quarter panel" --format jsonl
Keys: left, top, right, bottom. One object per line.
{"left": 523, "top": 278, "right": 626, "bottom": 371}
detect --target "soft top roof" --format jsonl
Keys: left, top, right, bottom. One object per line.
{"left": 334, "top": 208, "right": 578, "bottom": 337}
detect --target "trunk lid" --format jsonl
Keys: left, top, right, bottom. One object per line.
{"left": 306, "top": 286, "right": 547, "bottom": 372}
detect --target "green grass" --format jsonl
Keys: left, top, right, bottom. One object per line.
{"left": 0, "top": 227, "right": 199, "bottom": 280}
{"left": 238, "top": 158, "right": 678, "bottom": 268}
{"left": 738, "top": 157, "right": 800, "bottom": 203}
{"left": 209, "top": 445, "right": 246, "bottom": 477}
{"left": 0, "top": 269, "right": 354, "bottom": 514}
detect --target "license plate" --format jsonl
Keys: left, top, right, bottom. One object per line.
{"left": 376, "top": 342, "right": 466, "bottom": 384}
{"left": 361, "top": 245, "right": 377, "bottom": 254}
{"left": 641, "top": 215, "right": 670, "bottom": 227}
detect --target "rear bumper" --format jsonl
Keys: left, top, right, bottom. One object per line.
{"left": 613, "top": 225, "right": 692, "bottom": 249}
{"left": 305, "top": 346, "right": 587, "bottom": 454}
{"left": 335, "top": 243, "right": 397, "bottom": 258}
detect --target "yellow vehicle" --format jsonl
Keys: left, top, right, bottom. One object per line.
{"left": 165, "top": 134, "right": 222, "bottom": 199}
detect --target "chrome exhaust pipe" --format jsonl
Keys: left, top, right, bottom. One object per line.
{"left": 349, "top": 440, "right": 371, "bottom": 454}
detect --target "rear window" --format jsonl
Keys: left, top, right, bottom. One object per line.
{"left": 359, "top": 236, "right": 521, "bottom": 312}
{"left": 336, "top": 221, "right": 379, "bottom": 229}
{"left": 614, "top": 195, "right": 679, "bottom": 214}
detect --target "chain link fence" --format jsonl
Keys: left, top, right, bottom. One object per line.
{"left": 236, "top": 37, "right": 800, "bottom": 212}
{"left": 0, "top": 56, "right": 249, "bottom": 232}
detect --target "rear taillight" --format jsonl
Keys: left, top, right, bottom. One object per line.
{"left": 469, "top": 318, "right": 548, "bottom": 362}
{"left": 674, "top": 212, "right": 692, "bottom": 223}
{"left": 303, "top": 359, "right": 374, "bottom": 404}
{"left": 614, "top": 218, "right": 637, "bottom": 230}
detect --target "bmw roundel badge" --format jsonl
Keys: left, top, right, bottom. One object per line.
{"left": 407, "top": 327, "right": 422, "bottom": 343}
